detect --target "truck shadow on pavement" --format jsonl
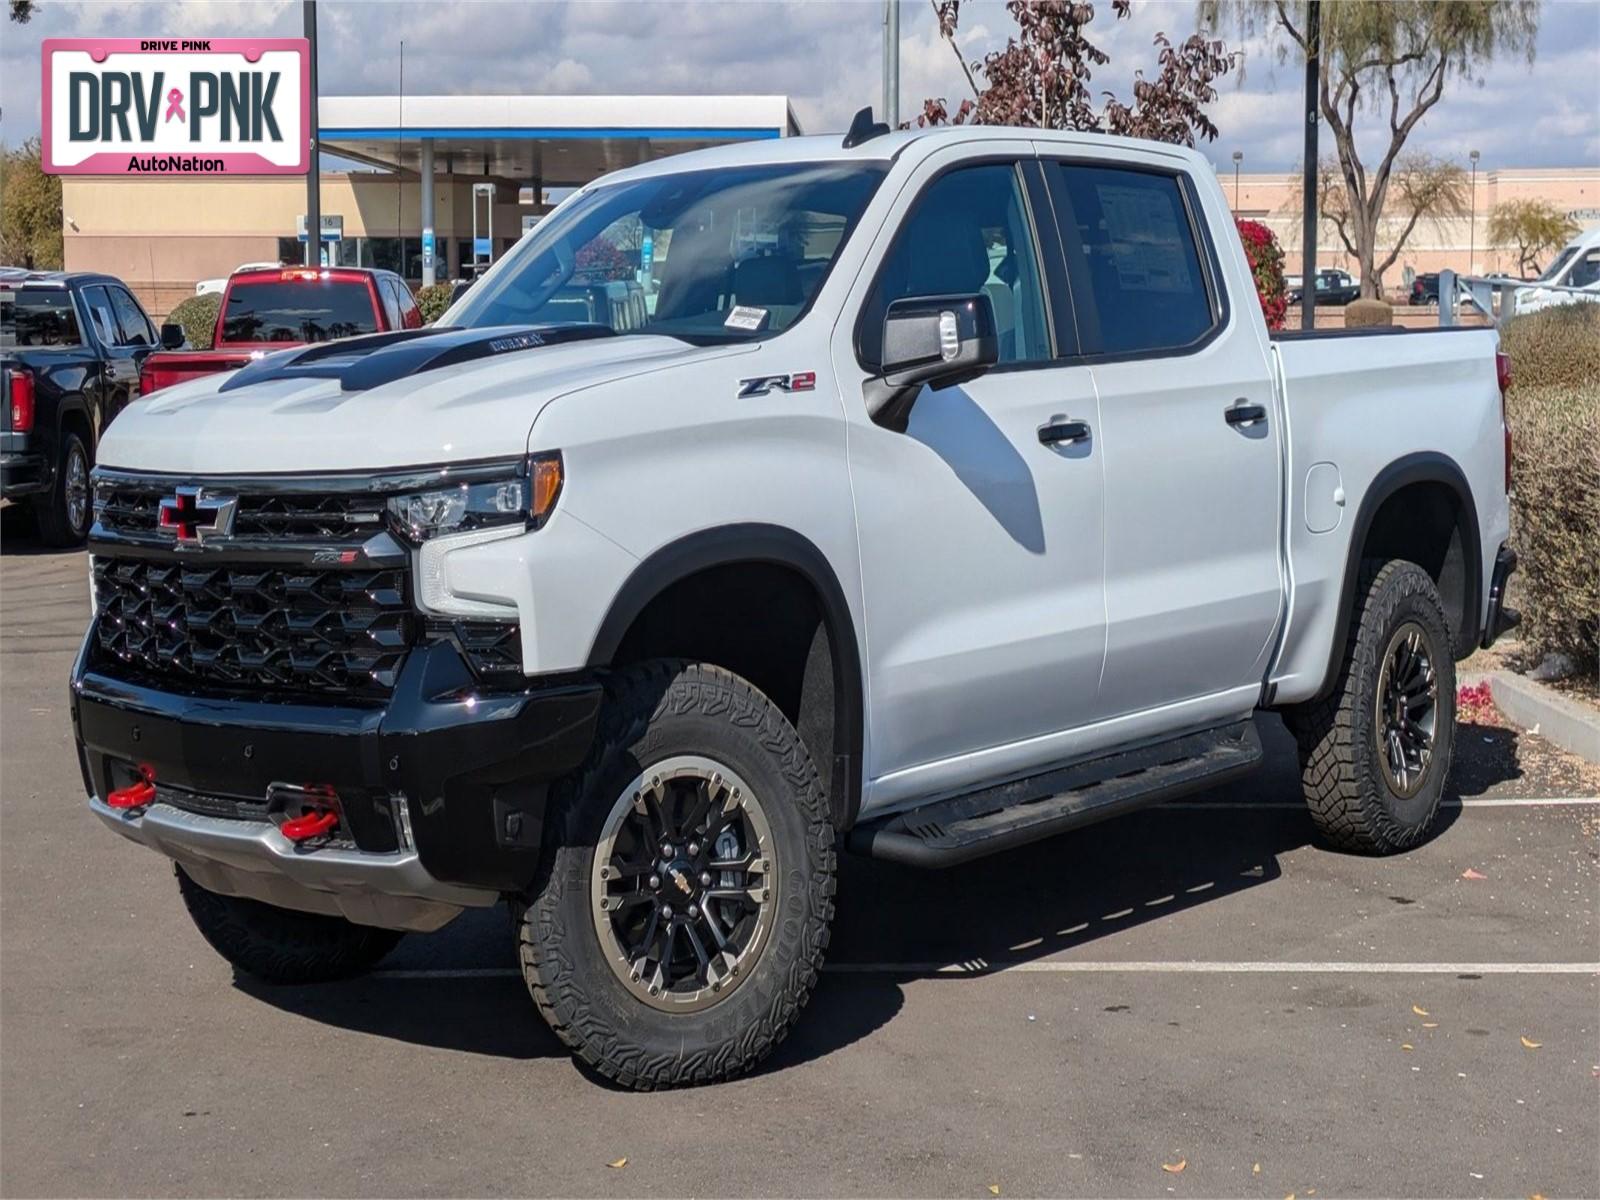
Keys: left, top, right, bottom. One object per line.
{"left": 237, "top": 716, "right": 1510, "bottom": 1080}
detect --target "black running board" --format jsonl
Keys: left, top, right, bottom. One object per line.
{"left": 848, "top": 720, "right": 1263, "bottom": 868}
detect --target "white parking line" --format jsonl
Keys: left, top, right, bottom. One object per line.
{"left": 373, "top": 960, "right": 1600, "bottom": 981}
{"left": 1161, "top": 796, "right": 1599, "bottom": 810}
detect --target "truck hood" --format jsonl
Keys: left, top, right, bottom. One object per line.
{"left": 99, "top": 329, "right": 732, "bottom": 475}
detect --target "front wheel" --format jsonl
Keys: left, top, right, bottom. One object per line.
{"left": 516, "top": 661, "right": 836, "bottom": 1089}
{"left": 176, "top": 865, "right": 405, "bottom": 984}
{"left": 1285, "top": 559, "right": 1457, "bottom": 854}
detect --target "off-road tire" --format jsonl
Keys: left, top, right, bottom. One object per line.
{"left": 1284, "top": 559, "right": 1457, "bottom": 854}
{"left": 34, "top": 431, "right": 90, "bottom": 547}
{"left": 176, "top": 865, "right": 405, "bottom": 984}
{"left": 515, "top": 660, "right": 836, "bottom": 1089}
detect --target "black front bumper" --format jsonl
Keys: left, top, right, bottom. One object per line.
{"left": 71, "top": 635, "right": 602, "bottom": 893}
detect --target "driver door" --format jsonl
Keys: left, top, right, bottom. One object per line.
{"left": 834, "top": 149, "right": 1109, "bottom": 811}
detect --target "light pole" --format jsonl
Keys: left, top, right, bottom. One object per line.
{"left": 1232, "top": 150, "right": 1243, "bottom": 213}
{"left": 1468, "top": 148, "right": 1480, "bottom": 276}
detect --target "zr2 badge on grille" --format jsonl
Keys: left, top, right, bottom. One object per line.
{"left": 157, "top": 487, "right": 238, "bottom": 547}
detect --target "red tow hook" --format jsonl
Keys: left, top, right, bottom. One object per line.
{"left": 107, "top": 769, "right": 156, "bottom": 811}
{"left": 279, "top": 809, "right": 339, "bottom": 842}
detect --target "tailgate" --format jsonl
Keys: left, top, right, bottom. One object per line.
{"left": 141, "top": 350, "right": 254, "bottom": 394}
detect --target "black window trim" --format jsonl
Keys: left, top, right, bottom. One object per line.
{"left": 851, "top": 154, "right": 1070, "bottom": 376}
{"left": 1038, "top": 155, "right": 1231, "bottom": 365}
{"left": 106, "top": 283, "right": 155, "bottom": 347}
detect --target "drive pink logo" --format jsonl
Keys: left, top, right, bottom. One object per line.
{"left": 42, "top": 38, "right": 310, "bottom": 175}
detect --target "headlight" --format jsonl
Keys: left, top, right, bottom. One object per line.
{"left": 387, "top": 453, "right": 563, "bottom": 542}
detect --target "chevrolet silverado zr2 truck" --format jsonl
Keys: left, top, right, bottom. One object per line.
{"left": 73, "top": 115, "right": 1519, "bottom": 1089}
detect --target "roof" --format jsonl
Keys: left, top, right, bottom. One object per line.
{"left": 317, "top": 94, "right": 800, "bottom": 183}
{"left": 595, "top": 123, "right": 1208, "bottom": 185}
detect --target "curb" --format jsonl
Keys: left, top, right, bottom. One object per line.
{"left": 1461, "top": 670, "right": 1600, "bottom": 764}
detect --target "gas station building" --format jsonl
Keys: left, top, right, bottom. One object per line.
{"left": 59, "top": 94, "right": 799, "bottom": 318}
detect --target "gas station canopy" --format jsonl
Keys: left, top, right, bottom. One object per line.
{"left": 318, "top": 94, "right": 800, "bottom": 184}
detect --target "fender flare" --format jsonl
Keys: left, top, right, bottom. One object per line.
{"left": 1316, "top": 451, "right": 1482, "bottom": 699}
{"left": 586, "top": 523, "right": 866, "bottom": 830}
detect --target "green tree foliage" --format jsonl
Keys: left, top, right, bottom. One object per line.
{"left": 166, "top": 294, "right": 221, "bottom": 350}
{"left": 1204, "top": 0, "right": 1540, "bottom": 297}
{"left": 1, "top": 139, "right": 64, "bottom": 270}
{"left": 1488, "top": 199, "right": 1580, "bottom": 278}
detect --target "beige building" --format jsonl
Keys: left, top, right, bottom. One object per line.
{"left": 1220, "top": 165, "right": 1600, "bottom": 292}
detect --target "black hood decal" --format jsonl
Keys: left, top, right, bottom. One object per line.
{"left": 216, "top": 324, "right": 616, "bottom": 395}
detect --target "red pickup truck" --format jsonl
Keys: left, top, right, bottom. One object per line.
{"left": 141, "top": 266, "right": 422, "bottom": 394}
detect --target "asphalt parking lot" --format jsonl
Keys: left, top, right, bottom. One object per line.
{"left": 2, "top": 534, "right": 1597, "bottom": 1199}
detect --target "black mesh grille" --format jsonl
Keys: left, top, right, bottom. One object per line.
{"left": 93, "top": 557, "right": 413, "bottom": 696}
{"left": 426, "top": 618, "right": 524, "bottom": 678}
{"left": 96, "top": 479, "right": 385, "bottom": 543}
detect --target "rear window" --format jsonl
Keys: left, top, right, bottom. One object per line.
{"left": 0, "top": 288, "right": 83, "bottom": 349}
{"left": 220, "top": 278, "right": 379, "bottom": 344}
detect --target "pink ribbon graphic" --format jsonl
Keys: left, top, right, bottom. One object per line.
{"left": 164, "top": 88, "right": 185, "bottom": 123}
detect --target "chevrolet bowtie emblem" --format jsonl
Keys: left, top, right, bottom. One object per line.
{"left": 670, "top": 869, "right": 692, "bottom": 896}
{"left": 157, "top": 486, "right": 238, "bottom": 547}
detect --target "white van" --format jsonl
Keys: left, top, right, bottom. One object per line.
{"left": 1516, "top": 227, "right": 1600, "bottom": 313}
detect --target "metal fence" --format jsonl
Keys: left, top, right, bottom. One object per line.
{"left": 1439, "top": 269, "right": 1599, "bottom": 327}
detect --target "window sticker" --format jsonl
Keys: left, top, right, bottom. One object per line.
{"left": 725, "top": 305, "right": 770, "bottom": 332}
{"left": 1096, "top": 184, "right": 1194, "bottom": 294}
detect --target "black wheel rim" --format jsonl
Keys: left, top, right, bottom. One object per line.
{"left": 64, "top": 445, "right": 89, "bottom": 534}
{"left": 591, "top": 755, "right": 775, "bottom": 1012}
{"left": 1375, "top": 621, "right": 1438, "bottom": 798}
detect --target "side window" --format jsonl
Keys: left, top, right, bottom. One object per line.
{"left": 859, "top": 162, "right": 1051, "bottom": 368}
{"left": 108, "top": 287, "right": 154, "bottom": 346}
{"left": 1053, "top": 165, "right": 1215, "bottom": 355}
{"left": 395, "top": 281, "right": 421, "bottom": 327}
{"left": 80, "top": 286, "right": 120, "bottom": 348}
{"left": 1569, "top": 250, "right": 1600, "bottom": 289}
{"left": 378, "top": 279, "right": 404, "bottom": 329}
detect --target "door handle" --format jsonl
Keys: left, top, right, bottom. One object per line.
{"left": 1224, "top": 401, "right": 1267, "bottom": 427}
{"left": 1038, "top": 418, "right": 1092, "bottom": 446}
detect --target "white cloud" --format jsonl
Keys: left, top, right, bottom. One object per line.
{"left": 2, "top": 0, "right": 1593, "bottom": 173}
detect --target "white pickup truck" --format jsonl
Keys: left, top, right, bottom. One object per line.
{"left": 74, "top": 114, "right": 1518, "bottom": 1089}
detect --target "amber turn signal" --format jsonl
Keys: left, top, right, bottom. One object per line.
{"left": 529, "top": 453, "right": 564, "bottom": 528}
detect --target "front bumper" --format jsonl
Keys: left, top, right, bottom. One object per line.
{"left": 72, "top": 637, "right": 603, "bottom": 931}
{"left": 1481, "top": 544, "right": 1521, "bottom": 649}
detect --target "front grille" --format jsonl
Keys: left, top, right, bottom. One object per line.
{"left": 96, "top": 478, "right": 386, "bottom": 543}
{"left": 93, "top": 557, "right": 413, "bottom": 696}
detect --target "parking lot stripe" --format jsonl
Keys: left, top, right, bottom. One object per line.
{"left": 1162, "top": 796, "right": 1599, "bottom": 810}
{"left": 373, "top": 961, "right": 1600, "bottom": 981}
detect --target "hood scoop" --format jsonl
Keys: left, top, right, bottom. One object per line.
{"left": 216, "top": 323, "right": 616, "bottom": 394}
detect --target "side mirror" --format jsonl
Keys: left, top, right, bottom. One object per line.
{"left": 449, "top": 279, "right": 475, "bottom": 305}
{"left": 865, "top": 293, "right": 998, "bottom": 432}
{"left": 159, "top": 322, "right": 187, "bottom": 350}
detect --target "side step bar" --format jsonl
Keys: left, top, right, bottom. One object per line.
{"left": 848, "top": 720, "right": 1263, "bottom": 869}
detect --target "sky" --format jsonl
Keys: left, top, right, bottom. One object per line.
{"left": 3, "top": 0, "right": 1598, "bottom": 176}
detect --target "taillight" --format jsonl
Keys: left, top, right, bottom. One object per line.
{"left": 1496, "top": 350, "right": 1513, "bottom": 494}
{"left": 8, "top": 368, "right": 35, "bottom": 432}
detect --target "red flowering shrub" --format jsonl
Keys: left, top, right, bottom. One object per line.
{"left": 1235, "top": 218, "right": 1287, "bottom": 331}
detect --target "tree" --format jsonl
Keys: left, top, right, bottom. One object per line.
{"left": 1284, "top": 152, "right": 1469, "bottom": 291}
{"left": 1204, "top": 0, "right": 1539, "bottom": 298}
{"left": 0, "top": 139, "right": 64, "bottom": 270}
{"left": 9, "top": 1, "right": 37, "bottom": 22}
{"left": 1236, "top": 218, "right": 1287, "bottom": 329}
{"left": 1488, "top": 199, "right": 1579, "bottom": 278}
{"left": 919, "top": 1, "right": 1240, "bottom": 148}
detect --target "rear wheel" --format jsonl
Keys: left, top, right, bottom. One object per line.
{"left": 1285, "top": 559, "right": 1457, "bottom": 854}
{"left": 516, "top": 661, "right": 836, "bottom": 1089}
{"left": 176, "top": 865, "right": 405, "bottom": 984}
{"left": 34, "top": 431, "right": 90, "bottom": 547}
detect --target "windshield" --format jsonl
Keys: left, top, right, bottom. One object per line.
{"left": 1537, "top": 245, "right": 1578, "bottom": 283}
{"left": 220, "top": 279, "right": 380, "bottom": 344}
{"left": 450, "top": 161, "right": 887, "bottom": 344}
{"left": 0, "top": 287, "right": 83, "bottom": 349}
